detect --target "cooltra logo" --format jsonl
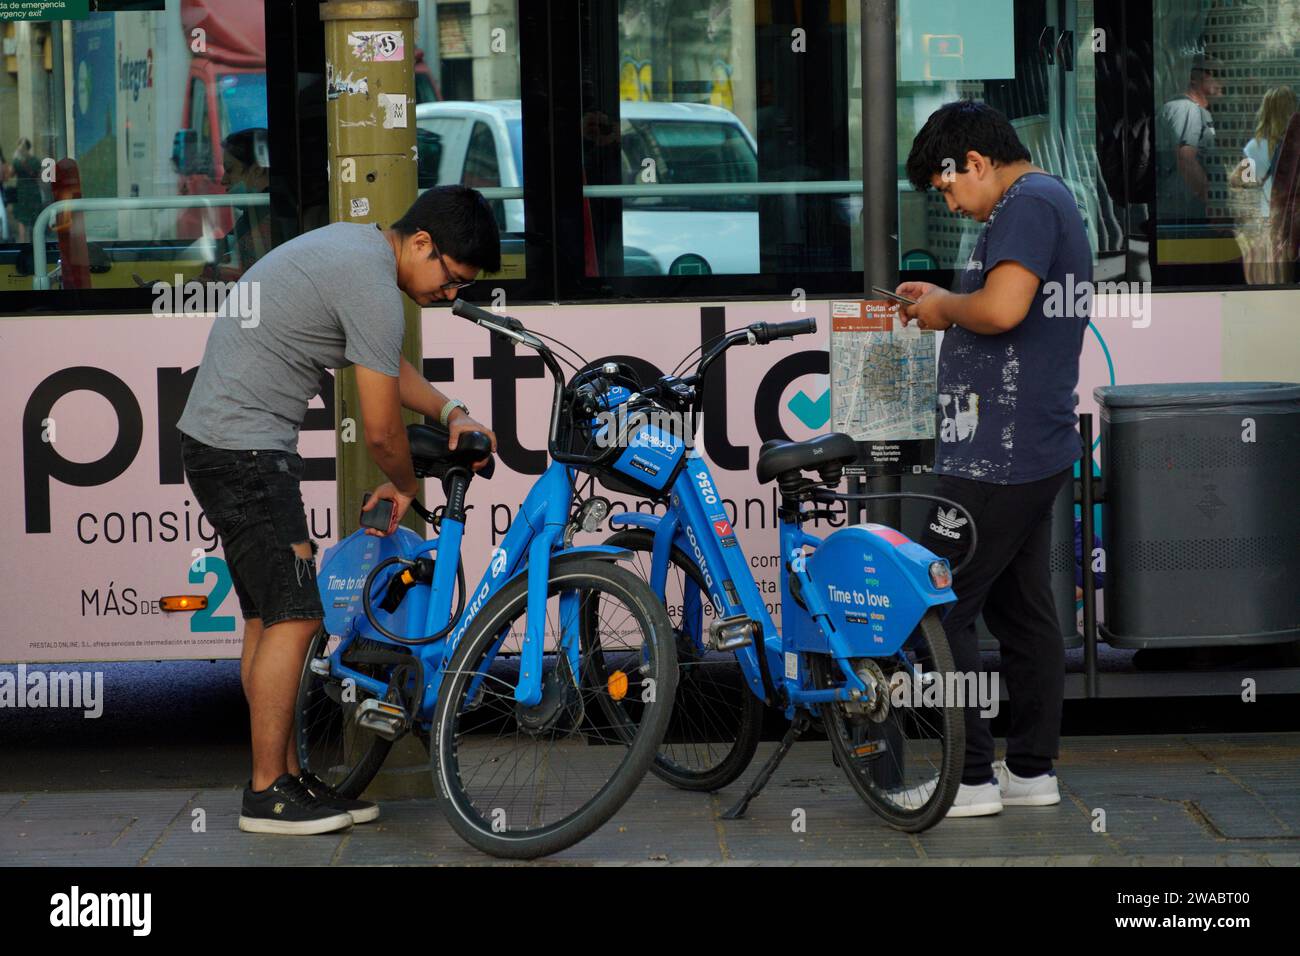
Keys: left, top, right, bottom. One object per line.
{"left": 490, "top": 546, "right": 509, "bottom": 576}
{"left": 50, "top": 886, "right": 151, "bottom": 935}
{"left": 929, "top": 507, "right": 968, "bottom": 540}
{"left": 682, "top": 523, "right": 718, "bottom": 605}
{"left": 451, "top": 579, "right": 494, "bottom": 644}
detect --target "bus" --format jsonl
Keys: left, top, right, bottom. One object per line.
{"left": 1, "top": 0, "right": 1295, "bottom": 701}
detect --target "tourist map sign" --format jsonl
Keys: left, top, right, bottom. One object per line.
{"left": 830, "top": 299, "right": 937, "bottom": 477}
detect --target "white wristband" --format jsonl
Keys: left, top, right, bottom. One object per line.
{"left": 439, "top": 399, "right": 468, "bottom": 426}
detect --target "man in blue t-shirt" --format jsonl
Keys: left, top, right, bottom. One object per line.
{"left": 897, "top": 101, "right": 1091, "bottom": 818}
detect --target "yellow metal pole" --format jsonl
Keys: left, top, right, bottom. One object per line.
{"left": 321, "top": 0, "right": 423, "bottom": 536}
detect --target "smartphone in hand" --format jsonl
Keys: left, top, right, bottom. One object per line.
{"left": 870, "top": 285, "right": 919, "bottom": 306}
{"left": 359, "top": 495, "right": 395, "bottom": 534}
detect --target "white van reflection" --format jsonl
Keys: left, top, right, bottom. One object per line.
{"left": 415, "top": 99, "right": 760, "bottom": 276}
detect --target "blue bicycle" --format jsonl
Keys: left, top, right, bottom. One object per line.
{"left": 294, "top": 300, "right": 678, "bottom": 859}
{"left": 589, "top": 318, "right": 977, "bottom": 830}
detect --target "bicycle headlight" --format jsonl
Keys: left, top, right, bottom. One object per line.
{"left": 928, "top": 561, "right": 952, "bottom": 590}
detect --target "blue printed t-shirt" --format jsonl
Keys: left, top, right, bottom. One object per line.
{"left": 935, "top": 172, "right": 1091, "bottom": 484}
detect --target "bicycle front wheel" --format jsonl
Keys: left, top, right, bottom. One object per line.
{"left": 810, "top": 608, "right": 964, "bottom": 832}
{"left": 432, "top": 558, "right": 677, "bottom": 859}
{"left": 595, "top": 528, "right": 764, "bottom": 792}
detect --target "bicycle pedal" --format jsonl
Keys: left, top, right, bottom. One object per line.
{"left": 354, "top": 697, "right": 408, "bottom": 741}
{"left": 708, "top": 615, "right": 755, "bottom": 652}
{"left": 850, "top": 739, "right": 888, "bottom": 759}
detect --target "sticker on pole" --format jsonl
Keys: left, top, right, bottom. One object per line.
{"left": 348, "top": 31, "right": 405, "bottom": 62}
{"left": 379, "top": 93, "right": 408, "bottom": 129}
{"left": 350, "top": 197, "right": 370, "bottom": 218}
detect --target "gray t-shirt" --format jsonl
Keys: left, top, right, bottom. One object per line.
{"left": 177, "top": 222, "right": 406, "bottom": 453}
{"left": 1157, "top": 95, "right": 1216, "bottom": 219}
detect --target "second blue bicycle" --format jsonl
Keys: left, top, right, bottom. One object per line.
{"left": 586, "top": 317, "right": 977, "bottom": 830}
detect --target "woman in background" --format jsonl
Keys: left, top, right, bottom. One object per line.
{"left": 11, "top": 138, "right": 45, "bottom": 244}
{"left": 216, "top": 128, "right": 272, "bottom": 275}
{"left": 1231, "top": 87, "right": 1296, "bottom": 283}
{"left": 0, "top": 145, "right": 12, "bottom": 241}
{"left": 1267, "top": 111, "right": 1300, "bottom": 284}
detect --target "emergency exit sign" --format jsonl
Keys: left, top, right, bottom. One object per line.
{"left": 0, "top": 0, "right": 89, "bottom": 20}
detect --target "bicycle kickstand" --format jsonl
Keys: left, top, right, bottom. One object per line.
{"left": 720, "top": 711, "right": 811, "bottom": 820}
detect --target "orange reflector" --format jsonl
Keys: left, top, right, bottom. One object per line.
{"left": 607, "top": 670, "right": 629, "bottom": 701}
{"left": 852, "top": 741, "right": 884, "bottom": 758}
{"left": 160, "top": 595, "right": 208, "bottom": 612}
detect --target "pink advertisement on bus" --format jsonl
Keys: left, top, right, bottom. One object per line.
{"left": 0, "top": 298, "right": 1222, "bottom": 663}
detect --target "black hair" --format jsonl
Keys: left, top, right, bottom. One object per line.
{"left": 905, "top": 101, "right": 1031, "bottom": 193}
{"left": 223, "top": 128, "right": 268, "bottom": 169}
{"left": 1189, "top": 53, "right": 1223, "bottom": 85}
{"left": 392, "top": 184, "right": 501, "bottom": 273}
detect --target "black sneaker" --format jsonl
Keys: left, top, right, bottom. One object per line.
{"left": 299, "top": 770, "right": 381, "bottom": 824}
{"left": 239, "top": 773, "right": 354, "bottom": 835}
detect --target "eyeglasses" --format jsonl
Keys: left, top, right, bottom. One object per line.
{"left": 434, "top": 246, "right": 475, "bottom": 291}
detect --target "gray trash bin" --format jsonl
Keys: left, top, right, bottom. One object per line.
{"left": 1095, "top": 382, "right": 1300, "bottom": 649}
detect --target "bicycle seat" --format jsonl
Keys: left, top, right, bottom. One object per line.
{"left": 407, "top": 423, "right": 495, "bottom": 480}
{"left": 755, "top": 432, "right": 857, "bottom": 484}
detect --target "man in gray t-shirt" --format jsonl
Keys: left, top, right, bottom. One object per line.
{"left": 177, "top": 185, "right": 500, "bottom": 834}
{"left": 1157, "top": 54, "right": 1224, "bottom": 222}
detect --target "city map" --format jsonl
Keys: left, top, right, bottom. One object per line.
{"left": 830, "top": 300, "right": 936, "bottom": 442}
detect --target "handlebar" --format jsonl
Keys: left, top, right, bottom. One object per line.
{"left": 451, "top": 298, "right": 525, "bottom": 332}
{"left": 750, "top": 317, "right": 817, "bottom": 344}
{"left": 451, "top": 298, "right": 605, "bottom": 467}
{"left": 448, "top": 300, "right": 818, "bottom": 468}
{"left": 651, "top": 317, "right": 818, "bottom": 410}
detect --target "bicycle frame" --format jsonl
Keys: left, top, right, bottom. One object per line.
{"left": 318, "top": 460, "right": 630, "bottom": 722}
{"left": 610, "top": 449, "right": 955, "bottom": 720}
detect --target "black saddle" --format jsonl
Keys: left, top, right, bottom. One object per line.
{"left": 407, "top": 422, "right": 495, "bottom": 480}
{"left": 755, "top": 432, "right": 857, "bottom": 485}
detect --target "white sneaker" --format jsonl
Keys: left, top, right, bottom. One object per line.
{"left": 946, "top": 780, "right": 1003, "bottom": 817}
{"left": 886, "top": 777, "right": 1002, "bottom": 817}
{"left": 993, "top": 760, "right": 1061, "bottom": 806}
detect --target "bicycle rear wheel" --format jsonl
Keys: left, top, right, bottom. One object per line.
{"left": 594, "top": 529, "right": 764, "bottom": 792}
{"left": 432, "top": 558, "right": 677, "bottom": 859}
{"left": 294, "top": 625, "right": 403, "bottom": 799}
{"left": 810, "top": 608, "right": 964, "bottom": 832}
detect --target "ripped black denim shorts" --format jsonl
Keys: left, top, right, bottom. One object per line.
{"left": 180, "top": 431, "right": 323, "bottom": 627}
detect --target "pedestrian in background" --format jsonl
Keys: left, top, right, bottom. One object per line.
{"left": 1230, "top": 86, "right": 1296, "bottom": 284}
{"left": 1266, "top": 111, "right": 1300, "bottom": 283}
{"left": 11, "top": 138, "right": 46, "bottom": 245}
